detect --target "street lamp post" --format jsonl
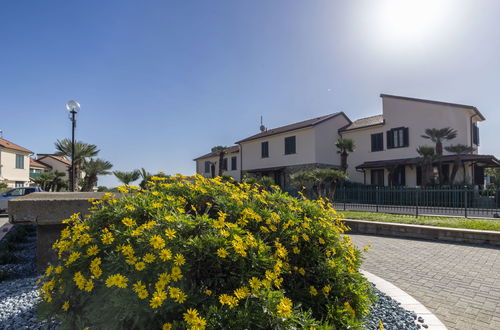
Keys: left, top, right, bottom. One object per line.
{"left": 65, "top": 100, "right": 80, "bottom": 192}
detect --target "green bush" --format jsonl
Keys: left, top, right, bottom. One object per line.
{"left": 38, "top": 175, "right": 374, "bottom": 329}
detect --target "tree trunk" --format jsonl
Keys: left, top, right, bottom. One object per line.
{"left": 210, "top": 164, "right": 215, "bottom": 178}
{"left": 341, "top": 152, "right": 348, "bottom": 173}
{"left": 328, "top": 180, "right": 337, "bottom": 201}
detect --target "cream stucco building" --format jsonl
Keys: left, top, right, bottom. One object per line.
{"left": 0, "top": 138, "right": 33, "bottom": 188}
{"left": 194, "top": 94, "right": 500, "bottom": 188}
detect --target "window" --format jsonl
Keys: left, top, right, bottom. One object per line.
{"left": 371, "top": 133, "right": 384, "bottom": 152}
{"left": 231, "top": 156, "right": 237, "bottom": 171}
{"left": 284, "top": 136, "right": 296, "bottom": 155}
{"left": 261, "top": 141, "right": 269, "bottom": 158}
{"left": 371, "top": 169, "right": 384, "bottom": 186}
{"left": 14, "top": 182, "right": 24, "bottom": 188}
{"left": 472, "top": 123, "right": 480, "bottom": 145}
{"left": 387, "top": 127, "right": 409, "bottom": 149}
{"left": 15, "top": 154, "right": 24, "bottom": 169}
{"left": 204, "top": 161, "right": 210, "bottom": 173}
{"left": 222, "top": 158, "right": 228, "bottom": 171}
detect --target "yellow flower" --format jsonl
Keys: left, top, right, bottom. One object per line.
{"left": 54, "top": 266, "right": 63, "bottom": 274}
{"left": 165, "top": 228, "right": 177, "bottom": 239}
{"left": 135, "top": 262, "right": 146, "bottom": 271}
{"left": 84, "top": 280, "right": 94, "bottom": 292}
{"left": 143, "top": 253, "right": 156, "bottom": 263}
{"left": 204, "top": 289, "right": 212, "bottom": 296}
{"left": 219, "top": 229, "right": 230, "bottom": 237}
{"left": 174, "top": 254, "right": 186, "bottom": 266}
{"left": 105, "top": 274, "right": 128, "bottom": 288}
{"left": 122, "top": 217, "right": 136, "bottom": 227}
{"left": 159, "top": 249, "right": 172, "bottom": 261}
{"left": 86, "top": 245, "right": 99, "bottom": 256}
{"left": 169, "top": 287, "right": 187, "bottom": 303}
{"left": 164, "top": 215, "right": 175, "bottom": 222}
{"left": 309, "top": 286, "right": 318, "bottom": 296}
{"left": 163, "top": 323, "right": 173, "bottom": 330}
{"left": 183, "top": 308, "right": 200, "bottom": 324}
{"left": 117, "top": 186, "right": 129, "bottom": 193}
{"left": 150, "top": 290, "right": 167, "bottom": 309}
{"left": 248, "top": 277, "right": 261, "bottom": 291}
{"left": 298, "top": 267, "right": 305, "bottom": 276}
{"left": 293, "top": 247, "right": 300, "bottom": 254}
{"left": 291, "top": 235, "right": 299, "bottom": 243}
{"left": 101, "top": 232, "right": 114, "bottom": 245}
{"left": 302, "top": 233, "right": 310, "bottom": 241}
{"left": 65, "top": 251, "right": 81, "bottom": 266}
{"left": 150, "top": 235, "right": 166, "bottom": 249}
{"left": 217, "top": 248, "right": 229, "bottom": 258}
{"left": 90, "top": 257, "right": 102, "bottom": 278}
{"left": 171, "top": 266, "right": 183, "bottom": 281}
{"left": 73, "top": 272, "right": 86, "bottom": 290}
{"left": 124, "top": 204, "right": 135, "bottom": 211}
{"left": 62, "top": 301, "right": 69, "bottom": 311}
{"left": 344, "top": 301, "right": 355, "bottom": 318}
{"left": 322, "top": 284, "right": 332, "bottom": 296}
{"left": 276, "top": 297, "right": 293, "bottom": 318}
{"left": 151, "top": 202, "right": 163, "bottom": 208}
{"left": 318, "top": 237, "right": 326, "bottom": 245}
{"left": 219, "top": 294, "right": 239, "bottom": 309}
{"left": 233, "top": 287, "right": 250, "bottom": 300}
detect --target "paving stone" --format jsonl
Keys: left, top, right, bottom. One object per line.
{"left": 350, "top": 234, "right": 500, "bottom": 330}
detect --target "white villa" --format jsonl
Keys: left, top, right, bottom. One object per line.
{"left": 0, "top": 138, "right": 33, "bottom": 188}
{"left": 194, "top": 94, "right": 500, "bottom": 189}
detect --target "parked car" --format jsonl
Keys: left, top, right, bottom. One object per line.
{"left": 0, "top": 187, "right": 44, "bottom": 214}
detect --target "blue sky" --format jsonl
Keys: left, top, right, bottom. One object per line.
{"left": 1, "top": 0, "right": 499, "bottom": 187}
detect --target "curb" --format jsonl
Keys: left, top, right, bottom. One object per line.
{"left": 361, "top": 270, "right": 448, "bottom": 330}
{"left": 343, "top": 219, "right": 500, "bottom": 247}
{"left": 0, "top": 221, "right": 14, "bottom": 242}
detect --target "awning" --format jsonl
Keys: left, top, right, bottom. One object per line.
{"left": 356, "top": 154, "right": 500, "bottom": 170}
{"left": 245, "top": 166, "right": 286, "bottom": 173}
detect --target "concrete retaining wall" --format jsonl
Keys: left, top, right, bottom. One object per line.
{"left": 344, "top": 219, "right": 500, "bottom": 247}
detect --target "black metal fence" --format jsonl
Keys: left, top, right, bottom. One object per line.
{"left": 287, "top": 186, "right": 500, "bottom": 218}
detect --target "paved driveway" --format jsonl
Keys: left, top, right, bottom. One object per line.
{"left": 350, "top": 234, "right": 500, "bottom": 330}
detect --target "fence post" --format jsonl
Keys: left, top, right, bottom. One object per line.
{"left": 375, "top": 186, "right": 379, "bottom": 213}
{"left": 415, "top": 188, "right": 419, "bottom": 218}
{"left": 464, "top": 186, "right": 468, "bottom": 218}
{"left": 343, "top": 186, "right": 346, "bottom": 211}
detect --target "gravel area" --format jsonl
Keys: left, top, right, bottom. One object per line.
{"left": 0, "top": 225, "right": 425, "bottom": 329}
{"left": 364, "top": 286, "right": 424, "bottom": 329}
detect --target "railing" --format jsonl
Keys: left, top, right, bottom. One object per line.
{"left": 287, "top": 186, "right": 500, "bottom": 218}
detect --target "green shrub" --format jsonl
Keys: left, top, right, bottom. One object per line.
{"left": 38, "top": 175, "right": 373, "bottom": 329}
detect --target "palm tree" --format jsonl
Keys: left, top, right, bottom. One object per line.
{"left": 421, "top": 128, "right": 457, "bottom": 184}
{"left": 416, "top": 146, "right": 437, "bottom": 187}
{"left": 81, "top": 158, "right": 113, "bottom": 191}
{"left": 313, "top": 168, "right": 347, "bottom": 200}
{"left": 211, "top": 146, "right": 228, "bottom": 177}
{"left": 335, "top": 138, "right": 355, "bottom": 173}
{"left": 54, "top": 139, "right": 99, "bottom": 190}
{"left": 139, "top": 168, "right": 152, "bottom": 189}
{"left": 32, "top": 170, "right": 67, "bottom": 191}
{"left": 291, "top": 171, "right": 316, "bottom": 197}
{"left": 444, "top": 144, "right": 473, "bottom": 185}
{"left": 113, "top": 170, "right": 141, "bottom": 185}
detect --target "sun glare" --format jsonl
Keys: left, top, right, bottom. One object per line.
{"left": 361, "top": 0, "right": 456, "bottom": 53}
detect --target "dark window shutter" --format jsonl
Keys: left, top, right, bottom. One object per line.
{"left": 261, "top": 142, "right": 269, "bottom": 158}
{"left": 371, "top": 134, "right": 376, "bottom": 152}
{"left": 403, "top": 127, "right": 409, "bottom": 147}
{"left": 473, "top": 124, "right": 479, "bottom": 145}
{"left": 387, "top": 130, "right": 394, "bottom": 149}
{"left": 416, "top": 166, "right": 422, "bottom": 186}
{"left": 231, "top": 156, "right": 237, "bottom": 170}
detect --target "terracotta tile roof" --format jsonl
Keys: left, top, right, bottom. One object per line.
{"left": 235, "top": 112, "right": 348, "bottom": 144}
{"left": 30, "top": 158, "right": 51, "bottom": 169}
{"left": 380, "top": 94, "right": 485, "bottom": 121}
{"left": 0, "top": 138, "right": 32, "bottom": 153}
{"left": 37, "top": 154, "right": 72, "bottom": 166}
{"left": 194, "top": 145, "right": 240, "bottom": 161}
{"left": 356, "top": 154, "right": 500, "bottom": 169}
{"left": 340, "top": 114, "right": 384, "bottom": 132}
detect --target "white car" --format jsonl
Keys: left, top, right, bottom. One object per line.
{"left": 0, "top": 187, "right": 43, "bottom": 214}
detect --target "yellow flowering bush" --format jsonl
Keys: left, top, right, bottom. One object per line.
{"left": 38, "top": 175, "right": 373, "bottom": 329}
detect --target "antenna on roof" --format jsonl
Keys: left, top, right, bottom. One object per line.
{"left": 259, "top": 116, "right": 266, "bottom": 132}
